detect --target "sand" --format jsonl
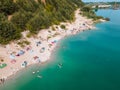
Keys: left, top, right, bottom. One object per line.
{"left": 0, "top": 9, "right": 95, "bottom": 80}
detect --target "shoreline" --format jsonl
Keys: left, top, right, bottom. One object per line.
{"left": 0, "top": 9, "right": 97, "bottom": 83}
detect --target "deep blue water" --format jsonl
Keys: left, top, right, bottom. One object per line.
{"left": 0, "top": 9, "right": 120, "bottom": 90}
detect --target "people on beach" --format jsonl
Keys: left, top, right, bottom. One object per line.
{"left": 58, "top": 63, "right": 63, "bottom": 68}
{"left": 0, "top": 9, "right": 94, "bottom": 80}
{"left": 0, "top": 78, "right": 5, "bottom": 84}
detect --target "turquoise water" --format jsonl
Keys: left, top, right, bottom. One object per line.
{"left": 0, "top": 9, "right": 120, "bottom": 90}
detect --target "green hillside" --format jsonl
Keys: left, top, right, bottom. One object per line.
{"left": 0, "top": 0, "right": 85, "bottom": 44}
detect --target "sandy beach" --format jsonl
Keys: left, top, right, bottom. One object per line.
{"left": 0, "top": 9, "right": 95, "bottom": 82}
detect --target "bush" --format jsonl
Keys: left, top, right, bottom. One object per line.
{"left": 11, "top": 11, "right": 33, "bottom": 31}
{"left": 0, "top": 21, "right": 21, "bottom": 44}
{"left": 104, "top": 17, "right": 110, "bottom": 21}
{"left": 0, "top": 0, "right": 18, "bottom": 15}
{"left": 26, "top": 32, "right": 33, "bottom": 38}
{"left": 17, "top": 40, "right": 30, "bottom": 47}
{"left": 0, "top": 13, "right": 7, "bottom": 21}
{"left": 60, "top": 25, "right": 66, "bottom": 29}
{"left": 81, "top": 7, "right": 103, "bottom": 20}
{"left": 23, "top": 40, "right": 30, "bottom": 45}
{"left": 0, "top": 0, "right": 87, "bottom": 44}
{"left": 51, "top": 26, "right": 56, "bottom": 31}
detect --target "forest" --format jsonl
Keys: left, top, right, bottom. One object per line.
{"left": 0, "top": 0, "right": 94, "bottom": 44}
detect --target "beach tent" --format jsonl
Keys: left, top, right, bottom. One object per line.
{"left": 26, "top": 47, "right": 30, "bottom": 51}
{"left": 42, "top": 47, "right": 45, "bottom": 50}
{"left": 24, "top": 61, "right": 27, "bottom": 66}
{"left": 0, "top": 63, "right": 7, "bottom": 69}
{"left": 21, "top": 63, "right": 26, "bottom": 67}
{"left": 29, "top": 50, "right": 34, "bottom": 54}
{"left": 54, "top": 40, "right": 57, "bottom": 43}
{"left": 10, "top": 54, "right": 15, "bottom": 59}
{"left": 51, "top": 40, "right": 57, "bottom": 44}
{"left": 18, "top": 50, "right": 25, "bottom": 55}
{"left": 40, "top": 47, "right": 45, "bottom": 53}
{"left": 36, "top": 41, "right": 41, "bottom": 46}
{"left": 26, "top": 46, "right": 32, "bottom": 51}
{"left": 11, "top": 60, "right": 16, "bottom": 64}
{"left": 33, "top": 56, "right": 41, "bottom": 63}
{"left": 37, "top": 41, "right": 41, "bottom": 44}
{"left": 21, "top": 61, "right": 28, "bottom": 67}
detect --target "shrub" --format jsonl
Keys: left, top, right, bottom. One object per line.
{"left": 51, "top": 26, "right": 56, "bottom": 31}
{"left": 17, "top": 40, "right": 30, "bottom": 47}
{"left": 0, "top": 0, "right": 92, "bottom": 44}
{"left": 60, "top": 25, "right": 66, "bottom": 29}
{"left": 104, "top": 17, "right": 110, "bottom": 21}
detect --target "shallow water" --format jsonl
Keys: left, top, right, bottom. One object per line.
{"left": 0, "top": 9, "right": 120, "bottom": 90}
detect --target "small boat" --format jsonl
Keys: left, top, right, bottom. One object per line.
{"left": 58, "top": 63, "right": 62, "bottom": 68}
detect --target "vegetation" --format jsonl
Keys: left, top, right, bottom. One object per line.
{"left": 95, "top": 5, "right": 99, "bottom": 12}
{"left": 104, "top": 17, "right": 110, "bottom": 21}
{"left": 0, "top": 0, "right": 18, "bottom": 15}
{"left": 0, "top": 21, "right": 21, "bottom": 44}
{"left": 60, "top": 25, "right": 66, "bottom": 29}
{"left": 26, "top": 32, "right": 34, "bottom": 38}
{"left": 0, "top": 0, "right": 97, "bottom": 44}
{"left": 51, "top": 26, "right": 56, "bottom": 31}
{"left": 17, "top": 40, "right": 30, "bottom": 47}
{"left": 81, "top": 6, "right": 103, "bottom": 20}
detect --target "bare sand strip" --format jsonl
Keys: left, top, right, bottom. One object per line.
{"left": 0, "top": 9, "right": 96, "bottom": 81}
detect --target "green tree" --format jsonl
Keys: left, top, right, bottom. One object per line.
{"left": 11, "top": 10, "right": 33, "bottom": 31}
{"left": 0, "top": 21, "right": 21, "bottom": 44}
{"left": 0, "top": 13, "right": 6, "bottom": 21}
{"left": 0, "top": 0, "right": 18, "bottom": 15}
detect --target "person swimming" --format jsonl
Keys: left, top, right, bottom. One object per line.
{"left": 58, "top": 63, "right": 63, "bottom": 68}
{"left": 32, "top": 72, "right": 35, "bottom": 74}
{"left": 37, "top": 75, "right": 42, "bottom": 78}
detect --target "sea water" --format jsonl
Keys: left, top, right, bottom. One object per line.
{"left": 0, "top": 9, "right": 120, "bottom": 90}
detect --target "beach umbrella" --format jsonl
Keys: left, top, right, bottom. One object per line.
{"left": 11, "top": 60, "right": 16, "bottom": 64}
{"left": 33, "top": 56, "right": 39, "bottom": 60}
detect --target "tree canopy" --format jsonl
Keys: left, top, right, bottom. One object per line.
{"left": 0, "top": 0, "right": 86, "bottom": 44}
